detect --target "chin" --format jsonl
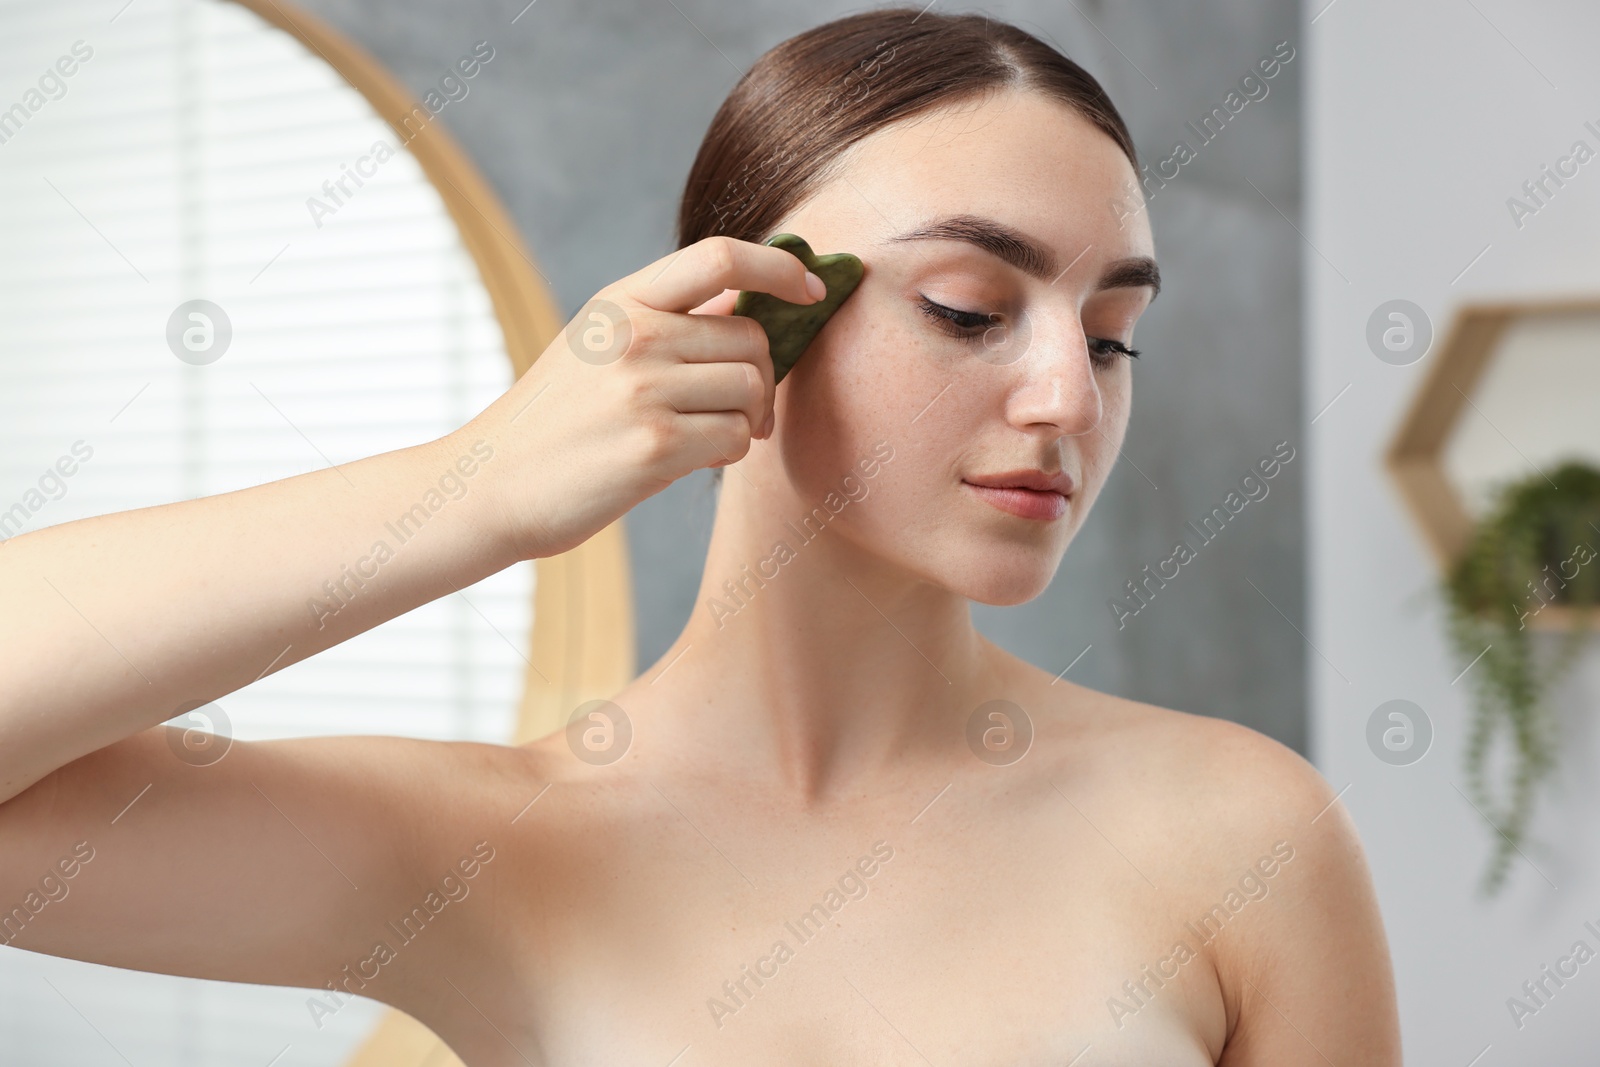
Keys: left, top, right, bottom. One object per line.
{"left": 946, "top": 552, "right": 1061, "bottom": 606}
{"left": 965, "top": 576, "right": 1057, "bottom": 607}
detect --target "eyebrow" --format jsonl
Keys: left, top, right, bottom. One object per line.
{"left": 883, "top": 213, "right": 1161, "bottom": 299}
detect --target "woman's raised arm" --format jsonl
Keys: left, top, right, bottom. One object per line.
{"left": 0, "top": 430, "right": 517, "bottom": 804}
{"left": 0, "top": 233, "right": 823, "bottom": 804}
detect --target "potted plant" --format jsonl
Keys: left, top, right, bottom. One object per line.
{"left": 1444, "top": 460, "right": 1600, "bottom": 896}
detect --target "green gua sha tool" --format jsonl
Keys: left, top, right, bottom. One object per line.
{"left": 732, "top": 233, "right": 863, "bottom": 385}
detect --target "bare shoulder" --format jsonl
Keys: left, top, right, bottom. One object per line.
{"left": 1014, "top": 666, "right": 1330, "bottom": 834}
{"left": 1125, "top": 693, "right": 1332, "bottom": 828}
{"left": 1025, "top": 675, "right": 1400, "bottom": 1063}
{"left": 1027, "top": 675, "right": 1372, "bottom": 915}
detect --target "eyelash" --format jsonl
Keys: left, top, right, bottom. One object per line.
{"left": 915, "top": 297, "right": 1142, "bottom": 367}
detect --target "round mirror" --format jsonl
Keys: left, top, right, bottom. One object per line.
{"left": 0, "top": 1, "right": 607, "bottom": 1063}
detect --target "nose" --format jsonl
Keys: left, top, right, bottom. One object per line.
{"left": 1000, "top": 310, "right": 1105, "bottom": 438}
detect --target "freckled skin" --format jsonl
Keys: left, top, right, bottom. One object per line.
{"left": 757, "top": 92, "right": 1139, "bottom": 608}
{"left": 0, "top": 90, "right": 1399, "bottom": 1067}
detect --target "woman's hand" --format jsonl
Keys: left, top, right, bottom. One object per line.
{"left": 463, "top": 235, "right": 828, "bottom": 561}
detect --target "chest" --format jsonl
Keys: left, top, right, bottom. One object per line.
{"left": 485, "top": 801, "right": 1227, "bottom": 1066}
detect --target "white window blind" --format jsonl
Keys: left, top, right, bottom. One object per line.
{"left": 0, "top": 0, "right": 534, "bottom": 1063}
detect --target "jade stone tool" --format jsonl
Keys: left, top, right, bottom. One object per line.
{"left": 732, "top": 233, "right": 864, "bottom": 385}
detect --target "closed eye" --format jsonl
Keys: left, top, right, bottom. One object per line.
{"left": 916, "top": 296, "right": 991, "bottom": 336}
{"left": 915, "top": 296, "right": 1141, "bottom": 367}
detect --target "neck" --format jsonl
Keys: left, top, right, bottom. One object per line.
{"left": 648, "top": 463, "right": 1003, "bottom": 803}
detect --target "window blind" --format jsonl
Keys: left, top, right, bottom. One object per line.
{"left": 0, "top": 0, "right": 533, "bottom": 1063}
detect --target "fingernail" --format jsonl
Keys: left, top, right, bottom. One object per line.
{"left": 804, "top": 271, "right": 827, "bottom": 302}
{"left": 761, "top": 409, "right": 775, "bottom": 437}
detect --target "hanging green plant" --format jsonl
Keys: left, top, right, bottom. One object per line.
{"left": 1443, "top": 460, "right": 1600, "bottom": 896}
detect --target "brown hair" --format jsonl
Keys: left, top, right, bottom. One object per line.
{"left": 676, "top": 7, "right": 1139, "bottom": 250}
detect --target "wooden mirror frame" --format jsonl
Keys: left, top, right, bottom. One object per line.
{"left": 226, "top": 1, "right": 639, "bottom": 1062}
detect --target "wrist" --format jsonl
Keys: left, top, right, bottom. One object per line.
{"left": 414, "top": 429, "right": 525, "bottom": 569}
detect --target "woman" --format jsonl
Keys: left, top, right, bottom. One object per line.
{"left": 0, "top": 8, "right": 1400, "bottom": 1065}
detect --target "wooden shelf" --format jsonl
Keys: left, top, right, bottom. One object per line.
{"left": 1384, "top": 296, "right": 1600, "bottom": 633}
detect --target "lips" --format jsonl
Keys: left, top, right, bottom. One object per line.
{"left": 963, "top": 469, "right": 1076, "bottom": 496}
{"left": 962, "top": 469, "right": 1074, "bottom": 521}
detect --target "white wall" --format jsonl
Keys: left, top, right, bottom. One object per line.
{"left": 1308, "top": 1, "right": 1600, "bottom": 1062}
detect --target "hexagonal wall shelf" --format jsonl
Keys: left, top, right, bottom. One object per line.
{"left": 1385, "top": 297, "right": 1600, "bottom": 630}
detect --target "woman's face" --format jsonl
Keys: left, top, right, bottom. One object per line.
{"left": 748, "top": 89, "right": 1158, "bottom": 606}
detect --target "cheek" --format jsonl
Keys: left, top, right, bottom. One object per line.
{"left": 776, "top": 296, "right": 943, "bottom": 490}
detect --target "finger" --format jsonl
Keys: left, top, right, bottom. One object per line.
{"left": 622, "top": 235, "right": 823, "bottom": 315}
{"left": 653, "top": 361, "right": 765, "bottom": 440}
{"left": 684, "top": 410, "right": 756, "bottom": 469}
{"left": 689, "top": 287, "right": 738, "bottom": 316}
{"left": 636, "top": 307, "right": 769, "bottom": 366}
{"left": 635, "top": 311, "right": 774, "bottom": 436}
{"left": 693, "top": 313, "right": 774, "bottom": 437}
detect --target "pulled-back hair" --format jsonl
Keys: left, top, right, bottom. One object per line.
{"left": 676, "top": 7, "right": 1138, "bottom": 249}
